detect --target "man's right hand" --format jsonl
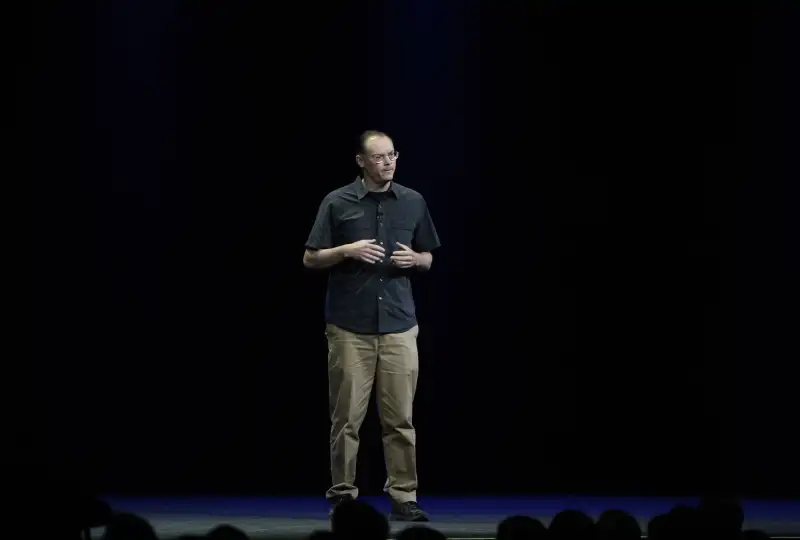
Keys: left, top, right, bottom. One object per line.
{"left": 345, "top": 239, "right": 386, "bottom": 264}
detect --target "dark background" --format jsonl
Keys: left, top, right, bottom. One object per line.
{"left": 29, "top": 1, "right": 798, "bottom": 498}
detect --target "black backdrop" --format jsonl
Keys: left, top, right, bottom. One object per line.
{"left": 29, "top": 1, "right": 798, "bottom": 498}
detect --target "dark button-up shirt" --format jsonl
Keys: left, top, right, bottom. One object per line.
{"left": 305, "top": 177, "right": 441, "bottom": 334}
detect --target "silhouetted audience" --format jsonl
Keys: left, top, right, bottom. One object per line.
{"left": 666, "top": 504, "right": 702, "bottom": 540}
{"left": 699, "top": 498, "right": 745, "bottom": 540}
{"left": 55, "top": 493, "right": 772, "bottom": 540}
{"left": 330, "top": 498, "right": 390, "bottom": 540}
{"left": 497, "top": 515, "right": 548, "bottom": 540}
{"left": 595, "top": 509, "right": 641, "bottom": 540}
{"left": 549, "top": 509, "right": 595, "bottom": 540}
{"left": 648, "top": 513, "right": 669, "bottom": 540}
{"left": 397, "top": 524, "right": 449, "bottom": 540}
{"left": 207, "top": 523, "right": 250, "bottom": 540}
{"left": 101, "top": 512, "right": 158, "bottom": 540}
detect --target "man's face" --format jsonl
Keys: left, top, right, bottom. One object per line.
{"left": 356, "top": 136, "right": 398, "bottom": 185}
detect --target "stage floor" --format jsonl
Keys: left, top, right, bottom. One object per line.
{"left": 98, "top": 496, "right": 800, "bottom": 539}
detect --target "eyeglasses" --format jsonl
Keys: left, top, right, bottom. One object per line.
{"left": 368, "top": 150, "right": 399, "bottom": 164}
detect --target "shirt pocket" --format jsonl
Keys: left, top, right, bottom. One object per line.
{"left": 391, "top": 220, "right": 416, "bottom": 248}
{"left": 336, "top": 218, "right": 374, "bottom": 244}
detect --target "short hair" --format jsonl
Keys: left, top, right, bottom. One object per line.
{"left": 358, "top": 130, "right": 391, "bottom": 154}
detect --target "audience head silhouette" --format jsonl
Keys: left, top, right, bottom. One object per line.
{"left": 330, "top": 498, "right": 390, "bottom": 540}
{"left": 397, "top": 525, "right": 449, "bottom": 540}
{"left": 101, "top": 512, "right": 158, "bottom": 540}
{"left": 549, "top": 509, "right": 595, "bottom": 540}
{"left": 497, "top": 515, "right": 548, "bottom": 540}
{"left": 596, "top": 509, "right": 641, "bottom": 540}
{"left": 208, "top": 523, "right": 250, "bottom": 540}
{"left": 699, "top": 497, "right": 744, "bottom": 535}
{"left": 647, "top": 514, "right": 669, "bottom": 540}
{"left": 666, "top": 505, "right": 701, "bottom": 540}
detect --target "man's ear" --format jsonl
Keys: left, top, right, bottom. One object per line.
{"left": 355, "top": 154, "right": 365, "bottom": 168}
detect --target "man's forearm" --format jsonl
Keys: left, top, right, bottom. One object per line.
{"left": 303, "top": 245, "right": 348, "bottom": 269}
{"left": 416, "top": 252, "right": 433, "bottom": 271}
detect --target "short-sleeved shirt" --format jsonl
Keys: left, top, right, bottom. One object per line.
{"left": 305, "top": 177, "right": 441, "bottom": 334}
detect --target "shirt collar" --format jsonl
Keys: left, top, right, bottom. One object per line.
{"left": 353, "top": 176, "right": 398, "bottom": 200}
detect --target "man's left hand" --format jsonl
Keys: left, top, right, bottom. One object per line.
{"left": 390, "top": 242, "right": 418, "bottom": 268}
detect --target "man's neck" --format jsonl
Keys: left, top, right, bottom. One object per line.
{"left": 363, "top": 176, "right": 391, "bottom": 193}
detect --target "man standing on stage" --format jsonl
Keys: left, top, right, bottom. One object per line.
{"left": 303, "top": 131, "right": 440, "bottom": 521}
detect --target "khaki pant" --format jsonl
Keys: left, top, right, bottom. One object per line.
{"left": 325, "top": 324, "right": 420, "bottom": 504}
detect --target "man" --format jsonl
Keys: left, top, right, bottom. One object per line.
{"left": 303, "top": 130, "right": 440, "bottom": 522}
